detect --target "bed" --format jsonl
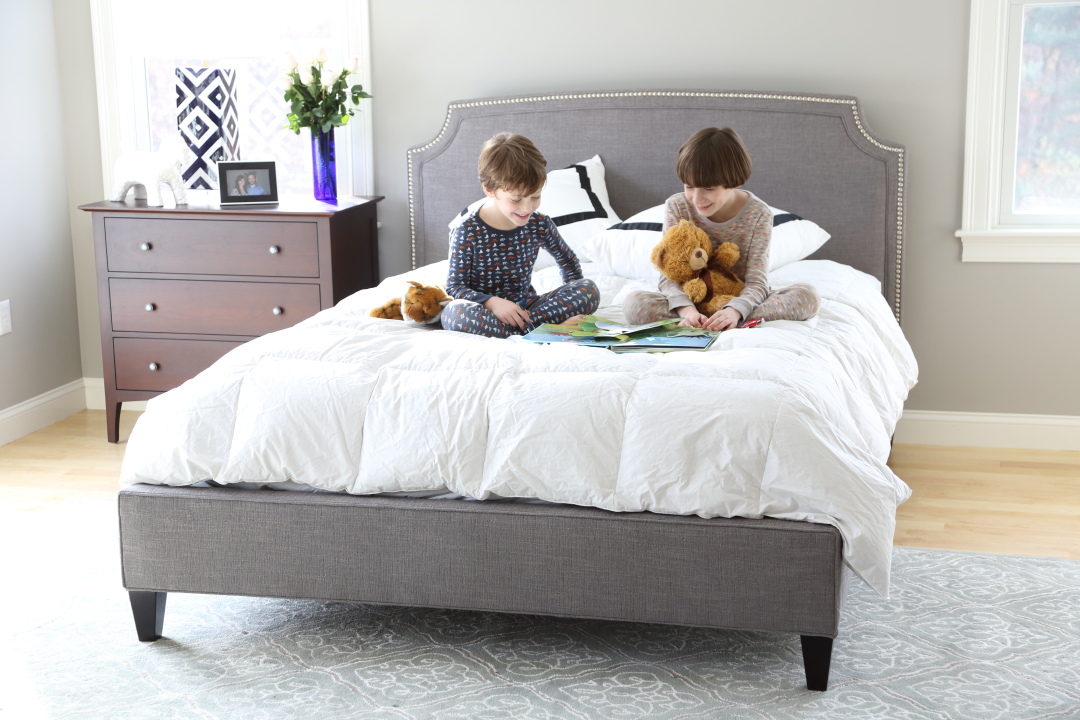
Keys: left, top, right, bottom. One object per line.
{"left": 117, "top": 90, "right": 915, "bottom": 692}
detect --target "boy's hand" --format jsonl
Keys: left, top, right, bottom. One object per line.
{"left": 483, "top": 296, "right": 531, "bottom": 330}
{"left": 703, "top": 307, "right": 742, "bottom": 331}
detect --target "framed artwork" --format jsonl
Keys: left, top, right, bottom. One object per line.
{"left": 218, "top": 161, "right": 278, "bottom": 205}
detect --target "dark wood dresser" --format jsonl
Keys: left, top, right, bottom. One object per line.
{"left": 80, "top": 196, "right": 382, "bottom": 442}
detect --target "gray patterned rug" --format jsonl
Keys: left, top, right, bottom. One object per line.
{"left": 1, "top": 499, "right": 1078, "bottom": 719}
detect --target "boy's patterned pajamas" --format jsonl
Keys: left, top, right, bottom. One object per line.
{"left": 442, "top": 278, "right": 600, "bottom": 338}
{"left": 442, "top": 210, "right": 599, "bottom": 338}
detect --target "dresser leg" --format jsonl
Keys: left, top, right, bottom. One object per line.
{"left": 107, "top": 401, "right": 121, "bottom": 443}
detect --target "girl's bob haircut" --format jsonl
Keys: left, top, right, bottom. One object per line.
{"left": 676, "top": 127, "right": 752, "bottom": 189}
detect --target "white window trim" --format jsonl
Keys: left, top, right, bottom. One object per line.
{"left": 957, "top": 0, "right": 1080, "bottom": 262}
{"left": 89, "top": 0, "right": 374, "bottom": 200}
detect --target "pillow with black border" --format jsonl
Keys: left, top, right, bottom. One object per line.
{"left": 578, "top": 203, "right": 831, "bottom": 280}
{"left": 447, "top": 155, "right": 621, "bottom": 265}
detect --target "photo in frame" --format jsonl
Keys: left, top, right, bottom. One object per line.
{"left": 218, "top": 161, "right": 278, "bottom": 205}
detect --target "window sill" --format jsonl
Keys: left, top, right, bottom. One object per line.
{"left": 956, "top": 230, "right": 1080, "bottom": 263}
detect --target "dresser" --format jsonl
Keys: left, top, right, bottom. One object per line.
{"left": 80, "top": 196, "right": 382, "bottom": 442}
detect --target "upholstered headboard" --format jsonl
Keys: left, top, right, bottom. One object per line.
{"left": 407, "top": 91, "right": 905, "bottom": 320}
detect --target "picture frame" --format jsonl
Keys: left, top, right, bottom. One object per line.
{"left": 218, "top": 161, "right": 278, "bottom": 205}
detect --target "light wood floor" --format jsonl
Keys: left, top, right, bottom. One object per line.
{"left": 2, "top": 410, "right": 1078, "bottom": 559}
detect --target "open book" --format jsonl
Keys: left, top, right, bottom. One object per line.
{"left": 521, "top": 316, "right": 720, "bottom": 353}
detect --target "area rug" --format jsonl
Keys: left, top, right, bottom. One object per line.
{"left": 1, "top": 499, "right": 1077, "bottom": 720}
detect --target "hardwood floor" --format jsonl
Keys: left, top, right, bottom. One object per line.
{"left": 889, "top": 443, "right": 1080, "bottom": 559}
{"left": 1, "top": 410, "right": 1078, "bottom": 559}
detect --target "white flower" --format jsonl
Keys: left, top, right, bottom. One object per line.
{"left": 322, "top": 65, "right": 341, "bottom": 87}
{"left": 348, "top": 56, "right": 360, "bottom": 74}
{"left": 283, "top": 51, "right": 298, "bottom": 71}
{"left": 278, "top": 73, "right": 294, "bottom": 92}
{"left": 315, "top": 47, "right": 328, "bottom": 64}
{"left": 298, "top": 64, "right": 314, "bottom": 86}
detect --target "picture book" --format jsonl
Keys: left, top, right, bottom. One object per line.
{"left": 521, "top": 316, "right": 720, "bottom": 353}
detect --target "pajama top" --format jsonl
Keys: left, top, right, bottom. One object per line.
{"left": 660, "top": 191, "right": 773, "bottom": 321}
{"left": 446, "top": 210, "right": 583, "bottom": 306}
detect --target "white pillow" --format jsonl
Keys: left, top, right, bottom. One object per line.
{"left": 767, "top": 207, "right": 831, "bottom": 271}
{"left": 447, "top": 155, "right": 621, "bottom": 264}
{"left": 578, "top": 202, "right": 831, "bottom": 280}
{"left": 577, "top": 205, "right": 664, "bottom": 281}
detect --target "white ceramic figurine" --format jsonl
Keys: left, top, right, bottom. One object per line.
{"left": 109, "top": 134, "right": 193, "bottom": 207}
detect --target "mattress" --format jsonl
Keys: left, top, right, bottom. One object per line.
{"left": 120, "top": 258, "right": 916, "bottom": 597}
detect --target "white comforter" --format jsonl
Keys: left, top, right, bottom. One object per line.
{"left": 121, "top": 260, "right": 917, "bottom": 597}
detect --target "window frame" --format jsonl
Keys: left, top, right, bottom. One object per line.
{"left": 89, "top": 0, "right": 374, "bottom": 201}
{"left": 957, "top": 0, "right": 1080, "bottom": 262}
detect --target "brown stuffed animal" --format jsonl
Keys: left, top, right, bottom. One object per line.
{"left": 370, "top": 281, "right": 451, "bottom": 324}
{"left": 650, "top": 220, "right": 745, "bottom": 316}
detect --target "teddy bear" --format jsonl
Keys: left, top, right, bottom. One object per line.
{"left": 650, "top": 219, "right": 745, "bottom": 316}
{"left": 369, "top": 280, "right": 451, "bottom": 324}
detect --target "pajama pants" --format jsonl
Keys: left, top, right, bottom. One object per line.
{"left": 442, "top": 278, "right": 600, "bottom": 338}
{"left": 621, "top": 283, "right": 820, "bottom": 325}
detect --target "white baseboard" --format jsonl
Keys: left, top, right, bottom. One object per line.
{"left": 0, "top": 379, "right": 87, "bottom": 447}
{"left": 83, "top": 377, "right": 147, "bottom": 412}
{"left": 895, "top": 410, "right": 1080, "bottom": 452}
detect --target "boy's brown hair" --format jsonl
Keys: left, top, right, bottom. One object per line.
{"left": 478, "top": 132, "right": 547, "bottom": 195}
{"left": 676, "top": 127, "right": 752, "bottom": 189}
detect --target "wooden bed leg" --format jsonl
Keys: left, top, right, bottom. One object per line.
{"left": 129, "top": 591, "right": 166, "bottom": 641}
{"left": 800, "top": 635, "right": 833, "bottom": 691}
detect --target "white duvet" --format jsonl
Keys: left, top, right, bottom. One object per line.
{"left": 121, "top": 260, "right": 917, "bottom": 597}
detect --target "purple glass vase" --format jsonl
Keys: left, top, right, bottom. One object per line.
{"left": 310, "top": 127, "right": 337, "bottom": 203}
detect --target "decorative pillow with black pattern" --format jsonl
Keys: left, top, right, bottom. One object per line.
{"left": 579, "top": 203, "right": 831, "bottom": 280}
{"left": 448, "top": 155, "right": 621, "bottom": 267}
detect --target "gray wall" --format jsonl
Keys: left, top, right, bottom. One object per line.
{"left": 367, "top": 0, "right": 1079, "bottom": 416}
{"left": 23, "top": 0, "right": 1080, "bottom": 420}
{"left": 0, "top": 0, "right": 82, "bottom": 409}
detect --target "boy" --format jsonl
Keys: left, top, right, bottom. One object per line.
{"left": 442, "top": 132, "right": 599, "bottom": 337}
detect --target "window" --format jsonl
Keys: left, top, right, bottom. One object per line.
{"left": 957, "top": 0, "right": 1080, "bottom": 262}
{"left": 90, "top": 0, "right": 372, "bottom": 200}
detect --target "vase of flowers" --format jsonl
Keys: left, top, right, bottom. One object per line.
{"left": 282, "top": 49, "right": 371, "bottom": 203}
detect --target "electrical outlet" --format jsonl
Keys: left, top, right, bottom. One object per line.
{"left": 0, "top": 299, "right": 11, "bottom": 335}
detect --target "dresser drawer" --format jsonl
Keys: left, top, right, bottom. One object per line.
{"left": 104, "top": 217, "right": 319, "bottom": 277}
{"left": 114, "top": 338, "right": 244, "bottom": 391}
{"left": 110, "top": 278, "right": 322, "bottom": 335}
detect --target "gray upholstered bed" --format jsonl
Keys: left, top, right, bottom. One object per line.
{"left": 119, "top": 90, "right": 906, "bottom": 692}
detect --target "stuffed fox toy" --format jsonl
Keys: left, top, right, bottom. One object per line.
{"left": 369, "top": 281, "right": 451, "bottom": 324}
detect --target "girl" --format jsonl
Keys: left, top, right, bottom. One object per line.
{"left": 622, "top": 127, "right": 819, "bottom": 331}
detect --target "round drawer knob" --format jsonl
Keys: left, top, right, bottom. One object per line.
{"left": 269, "top": 245, "right": 280, "bottom": 254}
{"left": 148, "top": 362, "right": 160, "bottom": 372}
{"left": 144, "top": 303, "right": 156, "bottom": 312}
{"left": 272, "top": 306, "right": 284, "bottom": 316}
{"left": 140, "top": 242, "right": 152, "bottom": 251}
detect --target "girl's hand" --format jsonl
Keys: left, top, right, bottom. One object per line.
{"left": 483, "top": 296, "right": 531, "bottom": 330}
{"left": 703, "top": 306, "right": 742, "bottom": 331}
{"left": 676, "top": 306, "right": 708, "bottom": 328}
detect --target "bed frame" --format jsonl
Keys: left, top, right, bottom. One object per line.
{"left": 119, "top": 90, "right": 905, "bottom": 692}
